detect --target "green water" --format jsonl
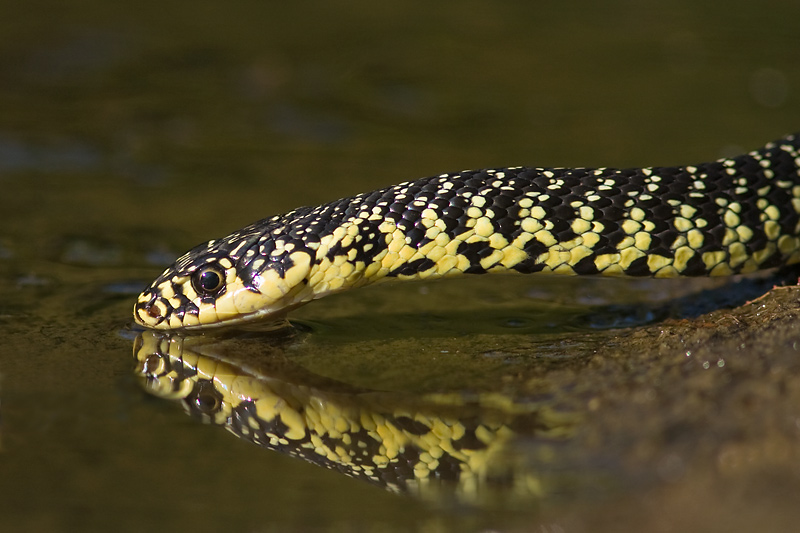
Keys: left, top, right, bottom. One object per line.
{"left": 2, "top": 1, "right": 800, "bottom": 531}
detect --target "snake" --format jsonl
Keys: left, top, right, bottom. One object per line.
{"left": 133, "top": 331, "right": 579, "bottom": 503}
{"left": 134, "top": 133, "right": 800, "bottom": 330}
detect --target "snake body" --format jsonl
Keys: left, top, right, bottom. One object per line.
{"left": 134, "top": 134, "right": 800, "bottom": 330}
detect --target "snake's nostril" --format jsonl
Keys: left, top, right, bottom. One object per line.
{"left": 135, "top": 291, "right": 161, "bottom": 320}
{"left": 146, "top": 303, "right": 162, "bottom": 318}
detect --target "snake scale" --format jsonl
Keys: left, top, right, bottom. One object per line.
{"left": 134, "top": 133, "right": 800, "bottom": 330}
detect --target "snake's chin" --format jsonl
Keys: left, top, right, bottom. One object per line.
{"left": 166, "top": 304, "right": 305, "bottom": 333}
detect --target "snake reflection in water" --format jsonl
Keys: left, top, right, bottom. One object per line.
{"left": 133, "top": 331, "right": 582, "bottom": 504}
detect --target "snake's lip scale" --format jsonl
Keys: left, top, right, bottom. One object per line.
{"left": 135, "top": 133, "right": 800, "bottom": 331}
{"left": 134, "top": 287, "right": 302, "bottom": 331}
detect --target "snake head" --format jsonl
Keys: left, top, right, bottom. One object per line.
{"left": 134, "top": 218, "right": 314, "bottom": 330}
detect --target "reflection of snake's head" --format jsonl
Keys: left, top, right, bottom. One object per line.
{"left": 134, "top": 332, "right": 248, "bottom": 426}
{"left": 133, "top": 332, "right": 296, "bottom": 431}
{"left": 133, "top": 213, "right": 314, "bottom": 330}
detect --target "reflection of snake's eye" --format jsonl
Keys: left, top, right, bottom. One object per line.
{"left": 195, "top": 390, "right": 221, "bottom": 414}
{"left": 191, "top": 264, "right": 226, "bottom": 295}
{"left": 190, "top": 380, "right": 223, "bottom": 416}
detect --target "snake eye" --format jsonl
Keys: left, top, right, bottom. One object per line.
{"left": 191, "top": 264, "right": 226, "bottom": 295}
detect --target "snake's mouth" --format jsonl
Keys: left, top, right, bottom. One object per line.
{"left": 133, "top": 288, "right": 306, "bottom": 331}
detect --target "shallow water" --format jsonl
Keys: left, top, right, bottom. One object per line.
{"left": 3, "top": 1, "right": 800, "bottom": 531}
